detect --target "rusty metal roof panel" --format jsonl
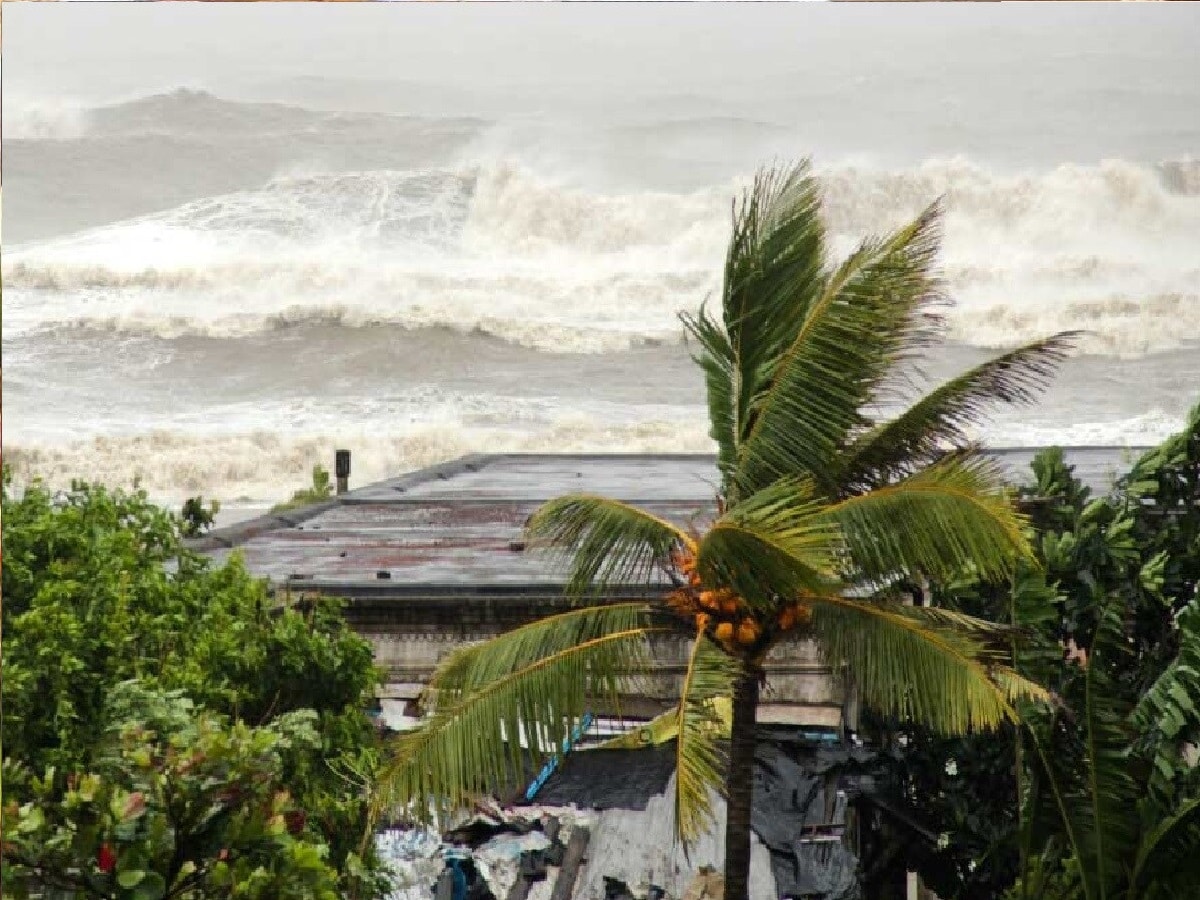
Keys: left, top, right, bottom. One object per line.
{"left": 195, "top": 449, "right": 1142, "bottom": 592}
{"left": 197, "top": 455, "right": 721, "bottom": 588}
{"left": 349, "top": 454, "right": 722, "bottom": 504}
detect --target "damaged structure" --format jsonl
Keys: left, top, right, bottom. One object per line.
{"left": 191, "top": 449, "right": 1136, "bottom": 900}
{"left": 375, "top": 738, "right": 875, "bottom": 900}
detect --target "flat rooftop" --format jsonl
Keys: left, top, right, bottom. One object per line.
{"left": 191, "top": 448, "right": 1141, "bottom": 594}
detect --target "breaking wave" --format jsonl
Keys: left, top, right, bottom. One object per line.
{"left": 4, "top": 406, "right": 1184, "bottom": 512}
{"left": 2, "top": 420, "right": 719, "bottom": 508}
{"left": 5, "top": 157, "right": 1200, "bottom": 356}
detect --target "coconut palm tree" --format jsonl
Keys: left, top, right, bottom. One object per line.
{"left": 373, "top": 161, "right": 1071, "bottom": 900}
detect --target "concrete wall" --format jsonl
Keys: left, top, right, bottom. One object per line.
{"left": 345, "top": 595, "right": 846, "bottom": 729}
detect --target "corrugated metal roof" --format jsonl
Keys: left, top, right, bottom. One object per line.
{"left": 194, "top": 454, "right": 717, "bottom": 588}
{"left": 192, "top": 448, "right": 1141, "bottom": 592}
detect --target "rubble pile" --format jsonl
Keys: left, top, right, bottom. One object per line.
{"left": 376, "top": 734, "right": 877, "bottom": 900}
{"left": 376, "top": 807, "right": 597, "bottom": 900}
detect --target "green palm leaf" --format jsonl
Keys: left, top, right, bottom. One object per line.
{"left": 840, "top": 334, "right": 1079, "bottom": 490}
{"left": 809, "top": 594, "right": 1046, "bottom": 734}
{"left": 1076, "top": 603, "right": 1141, "bottom": 899}
{"left": 695, "top": 477, "right": 841, "bottom": 608}
{"left": 732, "top": 202, "right": 944, "bottom": 499}
{"left": 526, "top": 494, "right": 692, "bottom": 598}
{"left": 1025, "top": 601, "right": 1139, "bottom": 900}
{"left": 683, "top": 162, "right": 826, "bottom": 497}
{"left": 373, "top": 606, "right": 658, "bottom": 826}
{"left": 821, "top": 452, "right": 1032, "bottom": 584}
{"left": 680, "top": 301, "right": 740, "bottom": 486}
{"left": 673, "top": 630, "right": 742, "bottom": 845}
{"left": 720, "top": 163, "right": 826, "bottom": 394}
{"left": 432, "top": 601, "right": 655, "bottom": 696}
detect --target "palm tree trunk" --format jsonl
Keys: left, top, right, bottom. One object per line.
{"left": 723, "top": 668, "right": 759, "bottom": 900}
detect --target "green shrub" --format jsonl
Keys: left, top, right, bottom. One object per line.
{"left": 270, "top": 466, "right": 333, "bottom": 514}
{"left": 1, "top": 471, "right": 387, "bottom": 896}
{"left": 2, "top": 683, "right": 340, "bottom": 899}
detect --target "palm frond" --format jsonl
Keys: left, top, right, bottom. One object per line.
{"left": 680, "top": 301, "right": 740, "bottom": 488}
{"left": 683, "top": 162, "right": 826, "bottom": 500}
{"left": 721, "top": 162, "right": 826, "bottom": 393}
{"left": 526, "top": 494, "right": 692, "bottom": 598}
{"left": 673, "top": 630, "right": 742, "bottom": 845}
{"left": 840, "top": 334, "right": 1078, "bottom": 490}
{"left": 821, "top": 452, "right": 1032, "bottom": 584}
{"left": 695, "top": 477, "right": 842, "bottom": 609}
{"left": 809, "top": 594, "right": 1045, "bottom": 734}
{"left": 431, "top": 602, "right": 654, "bottom": 697}
{"left": 373, "top": 618, "right": 657, "bottom": 826}
{"left": 732, "top": 203, "right": 945, "bottom": 498}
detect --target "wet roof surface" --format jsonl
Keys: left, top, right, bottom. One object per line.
{"left": 194, "top": 449, "right": 1140, "bottom": 591}
{"left": 196, "top": 454, "right": 717, "bottom": 588}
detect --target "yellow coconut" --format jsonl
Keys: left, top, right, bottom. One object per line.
{"left": 714, "top": 621, "right": 735, "bottom": 645}
{"left": 736, "top": 619, "right": 760, "bottom": 646}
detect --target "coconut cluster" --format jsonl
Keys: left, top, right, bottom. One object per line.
{"left": 667, "top": 548, "right": 812, "bottom": 653}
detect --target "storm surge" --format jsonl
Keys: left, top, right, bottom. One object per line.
{"left": 6, "top": 155, "right": 1200, "bottom": 357}
{"left": 5, "top": 88, "right": 1198, "bottom": 506}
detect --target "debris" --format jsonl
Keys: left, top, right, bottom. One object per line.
{"left": 548, "top": 826, "right": 591, "bottom": 900}
{"left": 376, "top": 734, "right": 879, "bottom": 900}
{"left": 681, "top": 867, "right": 724, "bottom": 900}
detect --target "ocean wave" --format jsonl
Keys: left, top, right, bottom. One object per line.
{"left": 1158, "top": 159, "right": 1200, "bottom": 196}
{"left": 5, "top": 407, "right": 1183, "bottom": 510}
{"left": 2, "top": 420, "right": 718, "bottom": 507}
{"left": 4, "top": 88, "right": 488, "bottom": 142}
{"left": 976, "top": 408, "right": 1185, "bottom": 449}
{"left": 2, "top": 96, "right": 92, "bottom": 140}
{"left": 5, "top": 158, "right": 1199, "bottom": 356}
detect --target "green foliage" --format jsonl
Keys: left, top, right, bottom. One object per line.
{"left": 376, "top": 160, "right": 1067, "bottom": 880}
{"left": 1, "top": 474, "right": 386, "bottom": 895}
{"left": 180, "top": 497, "right": 220, "bottom": 538}
{"left": 820, "top": 453, "right": 1033, "bottom": 584}
{"left": 672, "top": 633, "right": 741, "bottom": 842}
{"left": 812, "top": 594, "right": 1040, "bottom": 735}
{"left": 1013, "top": 594, "right": 1200, "bottom": 900}
{"left": 526, "top": 495, "right": 689, "bottom": 598}
{"left": 373, "top": 603, "right": 655, "bottom": 827}
{"left": 839, "top": 336, "right": 1075, "bottom": 492}
{"left": 270, "top": 466, "right": 333, "bottom": 514}
{"left": 2, "top": 683, "right": 340, "bottom": 900}
{"left": 866, "top": 408, "right": 1200, "bottom": 899}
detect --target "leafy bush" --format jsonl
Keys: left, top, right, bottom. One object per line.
{"left": 861, "top": 405, "right": 1200, "bottom": 899}
{"left": 270, "top": 466, "right": 333, "bottom": 514}
{"left": 3, "top": 683, "right": 340, "bottom": 899}
{"left": 180, "top": 497, "right": 220, "bottom": 538}
{"left": 1, "top": 471, "right": 387, "bottom": 896}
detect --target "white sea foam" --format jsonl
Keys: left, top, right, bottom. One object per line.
{"left": 5, "top": 404, "right": 1183, "bottom": 512}
{"left": 970, "top": 408, "right": 1185, "bottom": 450}
{"left": 2, "top": 420, "right": 718, "bottom": 508}
{"left": 2, "top": 96, "right": 92, "bottom": 140}
{"left": 5, "top": 159, "right": 1198, "bottom": 356}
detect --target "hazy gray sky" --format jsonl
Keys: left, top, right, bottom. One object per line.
{"left": 6, "top": 1, "right": 1197, "bottom": 105}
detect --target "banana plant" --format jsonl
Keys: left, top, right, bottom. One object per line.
{"left": 1014, "top": 594, "right": 1200, "bottom": 900}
